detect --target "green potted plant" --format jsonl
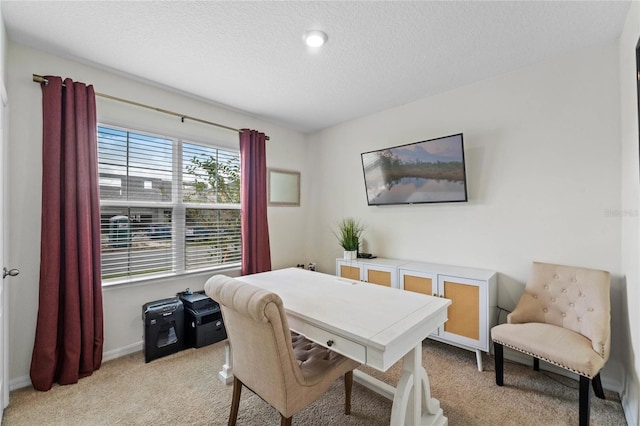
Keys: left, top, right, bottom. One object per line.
{"left": 334, "top": 217, "right": 364, "bottom": 260}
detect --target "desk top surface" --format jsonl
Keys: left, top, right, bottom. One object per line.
{"left": 236, "top": 267, "right": 451, "bottom": 352}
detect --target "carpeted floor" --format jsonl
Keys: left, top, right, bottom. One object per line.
{"left": 2, "top": 339, "right": 627, "bottom": 425}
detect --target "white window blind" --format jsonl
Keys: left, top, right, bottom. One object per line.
{"left": 182, "top": 141, "right": 241, "bottom": 270}
{"left": 98, "top": 125, "right": 241, "bottom": 282}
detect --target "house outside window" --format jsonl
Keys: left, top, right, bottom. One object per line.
{"left": 98, "top": 125, "right": 241, "bottom": 283}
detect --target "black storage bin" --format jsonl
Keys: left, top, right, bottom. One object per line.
{"left": 142, "top": 297, "right": 185, "bottom": 363}
{"left": 179, "top": 291, "right": 227, "bottom": 348}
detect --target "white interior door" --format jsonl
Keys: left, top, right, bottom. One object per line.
{"left": 0, "top": 78, "right": 9, "bottom": 419}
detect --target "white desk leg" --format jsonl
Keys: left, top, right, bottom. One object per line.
{"left": 475, "top": 349, "right": 483, "bottom": 372}
{"left": 390, "top": 343, "right": 447, "bottom": 426}
{"left": 218, "top": 341, "right": 234, "bottom": 384}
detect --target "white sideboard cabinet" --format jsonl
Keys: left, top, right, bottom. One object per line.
{"left": 335, "top": 257, "right": 497, "bottom": 371}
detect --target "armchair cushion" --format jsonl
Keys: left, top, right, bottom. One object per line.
{"left": 491, "top": 323, "right": 606, "bottom": 378}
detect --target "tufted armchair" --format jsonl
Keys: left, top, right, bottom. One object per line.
{"left": 204, "top": 274, "right": 360, "bottom": 426}
{"left": 491, "top": 262, "right": 610, "bottom": 426}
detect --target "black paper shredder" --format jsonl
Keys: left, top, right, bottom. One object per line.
{"left": 179, "top": 291, "right": 227, "bottom": 348}
{"left": 142, "top": 297, "right": 185, "bottom": 363}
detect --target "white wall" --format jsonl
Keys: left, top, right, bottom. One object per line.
{"left": 619, "top": 1, "right": 640, "bottom": 425}
{"left": 5, "top": 42, "right": 311, "bottom": 385}
{"left": 307, "top": 43, "right": 625, "bottom": 389}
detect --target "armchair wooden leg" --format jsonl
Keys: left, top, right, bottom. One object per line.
{"left": 280, "top": 415, "right": 292, "bottom": 426}
{"left": 579, "top": 375, "right": 591, "bottom": 426}
{"left": 533, "top": 357, "right": 540, "bottom": 371}
{"left": 592, "top": 373, "right": 605, "bottom": 399}
{"left": 344, "top": 370, "right": 353, "bottom": 415}
{"left": 228, "top": 377, "right": 242, "bottom": 426}
{"left": 494, "top": 342, "right": 504, "bottom": 386}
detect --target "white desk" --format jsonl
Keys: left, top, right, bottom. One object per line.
{"left": 217, "top": 268, "right": 451, "bottom": 426}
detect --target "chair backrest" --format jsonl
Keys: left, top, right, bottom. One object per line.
{"left": 507, "top": 261, "right": 610, "bottom": 360}
{"left": 204, "top": 274, "right": 305, "bottom": 412}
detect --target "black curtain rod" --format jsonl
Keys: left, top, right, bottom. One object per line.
{"left": 32, "top": 74, "right": 269, "bottom": 140}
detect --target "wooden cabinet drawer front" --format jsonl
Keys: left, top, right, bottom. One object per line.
{"left": 289, "top": 318, "right": 366, "bottom": 364}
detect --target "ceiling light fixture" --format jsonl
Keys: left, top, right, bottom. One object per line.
{"left": 303, "top": 30, "right": 328, "bottom": 47}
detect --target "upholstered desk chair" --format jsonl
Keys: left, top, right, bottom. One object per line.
{"left": 204, "top": 275, "right": 360, "bottom": 426}
{"left": 491, "top": 262, "right": 610, "bottom": 426}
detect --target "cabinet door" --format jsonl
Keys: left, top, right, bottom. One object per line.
{"left": 364, "top": 264, "right": 397, "bottom": 288}
{"left": 337, "top": 262, "right": 362, "bottom": 281}
{"left": 399, "top": 269, "right": 438, "bottom": 296}
{"left": 399, "top": 269, "right": 440, "bottom": 335}
{"left": 438, "top": 275, "right": 488, "bottom": 351}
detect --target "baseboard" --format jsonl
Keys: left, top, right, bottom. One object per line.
{"left": 9, "top": 341, "right": 144, "bottom": 391}
{"left": 8, "top": 375, "right": 31, "bottom": 391}
{"left": 622, "top": 394, "right": 638, "bottom": 426}
{"left": 102, "top": 341, "right": 143, "bottom": 362}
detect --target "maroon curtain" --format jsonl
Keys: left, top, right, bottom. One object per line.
{"left": 239, "top": 129, "right": 271, "bottom": 275}
{"left": 30, "top": 76, "right": 104, "bottom": 391}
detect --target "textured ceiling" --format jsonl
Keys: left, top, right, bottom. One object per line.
{"left": 1, "top": 1, "right": 631, "bottom": 133}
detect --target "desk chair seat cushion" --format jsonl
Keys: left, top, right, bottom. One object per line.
{"left": 205, "top": 275, "right": 360, "bottom": 419}
{"left": 290, "top": 332, "right": 356, "bottom": 383}
{"left": 491, "top": 323, "right": 605, "bottom": 378}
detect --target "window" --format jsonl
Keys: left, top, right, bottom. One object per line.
{"left": 98, "top": 125, "right": 241, "bottom": 283}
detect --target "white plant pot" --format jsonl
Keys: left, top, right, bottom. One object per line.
{"left": 343, "top": 250, "right": 357, "bottom": 260}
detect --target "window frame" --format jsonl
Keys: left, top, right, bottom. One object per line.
{"left": 98, "top": 123, "right": 242, "bottom": 287}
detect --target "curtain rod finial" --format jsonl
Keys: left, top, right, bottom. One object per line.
{"left": 32, "top": 74, "right": 49, "bottom": 85}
